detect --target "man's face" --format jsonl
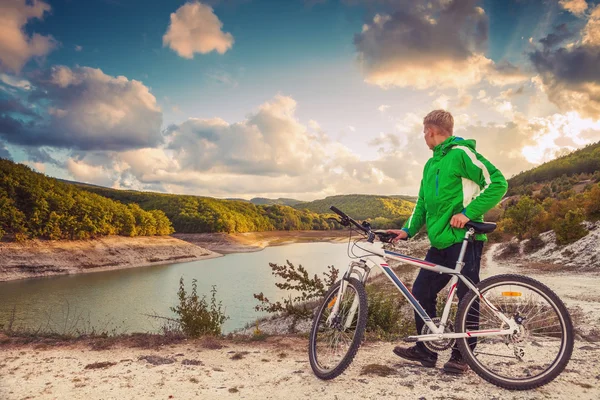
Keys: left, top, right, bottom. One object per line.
{"left": 423, "top": 125, "right": 436, "bottom": 150}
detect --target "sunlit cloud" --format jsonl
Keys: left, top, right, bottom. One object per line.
{"left": 163, "top": 1, "right": 234, "bottom": 58}
{"left": 0, "top": 0, "right": 57, "bottom": 73}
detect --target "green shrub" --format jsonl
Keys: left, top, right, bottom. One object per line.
{"left": 365, "top": 285, "right": 414, "bottom": 340}
{"left": 253, "top": 261, "right": 339, "bottom": 321}
{"left": 554, "top": 209, "right": 588, "bottom": 246}
{"left": 170, "top": 278, "right": 228, "bottom": 337}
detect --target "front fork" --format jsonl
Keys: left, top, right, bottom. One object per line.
{"left": 326, "top": 261, "right": 368, "bottom": 328}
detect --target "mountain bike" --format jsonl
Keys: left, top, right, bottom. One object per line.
{"left": 308, "top": 206, "right": 574, "bottom": 390}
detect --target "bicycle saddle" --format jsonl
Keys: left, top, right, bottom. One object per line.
{"left": 465, "top": 221, "right": 496, "bottom": 234}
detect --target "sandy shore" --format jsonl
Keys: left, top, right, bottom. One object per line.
{"left": 0, "top": 236, "right": 221, "bottom": 282}
{"left": 173, "top": 230, "right": 349, "bottom": 254}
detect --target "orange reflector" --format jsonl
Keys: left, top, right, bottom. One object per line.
{"left": 501, "top": 291, "right": 522, "bottom": 297}
{"left": 328, "top": 296, "right": 337, "bottom": 309}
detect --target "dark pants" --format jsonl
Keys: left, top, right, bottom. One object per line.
{"left": 412, "top": 240, "right": 484, "bottom": 358}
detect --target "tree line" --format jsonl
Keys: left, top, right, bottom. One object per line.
{"left": 0, "top": 159, "right": 173, "bottom": 241}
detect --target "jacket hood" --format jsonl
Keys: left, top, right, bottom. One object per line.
{"left": 435, "top": 136, "right": 476, "bottom": 156}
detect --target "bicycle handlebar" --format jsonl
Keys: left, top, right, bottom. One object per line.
{"left": 329, "top": 206, "right": 369, "bottom": 233}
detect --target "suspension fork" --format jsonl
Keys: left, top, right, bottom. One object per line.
{"left": 326, "top": 261, "right": 369, "bottom": 327}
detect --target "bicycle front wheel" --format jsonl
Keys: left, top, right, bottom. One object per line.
{"left": 455, "top": 274, "right": 574, "bottom": 390}
{"left": 308, "top": 277, "right": 368, "bottom": 380}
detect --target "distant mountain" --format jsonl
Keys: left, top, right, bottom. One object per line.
{"left": 250, "top": 197, "right": 304, "bottom": 206}
{"left": 292, "top": 194, "right": 415, "bottom": 221}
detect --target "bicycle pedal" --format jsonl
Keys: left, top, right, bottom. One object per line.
{"left": 403, "top": 337, "right": 418, "bottom": 343}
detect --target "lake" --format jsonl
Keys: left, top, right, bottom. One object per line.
{"left": 0, "top": 242, "right": 353, "bottom": 334}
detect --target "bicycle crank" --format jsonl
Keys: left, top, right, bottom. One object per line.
{"left": 421, "top": 318, "right": 456, "bottom": 351}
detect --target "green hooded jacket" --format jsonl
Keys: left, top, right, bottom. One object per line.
{"left": 402, "top": 136, "right": 508, "bottom": 249}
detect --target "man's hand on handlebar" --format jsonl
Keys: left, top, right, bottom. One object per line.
{"left": 386, "top": 229, "right": 408, "bottom": 243}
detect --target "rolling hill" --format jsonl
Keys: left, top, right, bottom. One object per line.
{"left": 507, "top": 141, "right": 600, "bottom": 196}
{"left": 292, "top": 194, "right": 415, "bottom": 221}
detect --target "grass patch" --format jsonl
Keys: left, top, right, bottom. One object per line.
{"left": 360, "top": 363, "right": 396, "bottom": 377}
{"left": 570, "top": 381, "right": 593, "bottom": 389}
{"left": 138, "top": 355, "right": 175, "bottom": 365}
{"left": 200, "top": 336, "right": 224, "bottom": 349}
{"left": 84, "top": 361, "right": 116, "bottom": 369}
{"left": 230, "top": 351, "right": 250, "bottom": 360}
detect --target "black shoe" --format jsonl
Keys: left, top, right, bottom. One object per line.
{"left": 443, "top": 352, "right": 469, "bottom": 374}
{"left": 393, "top": 345, "right": 437, "bottom": 368}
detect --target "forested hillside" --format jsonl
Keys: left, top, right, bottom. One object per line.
{"left": 496, "top": 142, "right": 600, "bottom": 245}
{"left": 73, "top": 186, "right": 336, "bottom": 233}
{"left": 293, "top": 194, "right": 415, "bottom": 228}
{"left": 507, "top": 141, "right": 600, "bottom": 196}
{"left": 0, "top": 159, "right": 173, "bottom": 241}
{"left": 250, "top": 198, "right": 304, "bottom": 206}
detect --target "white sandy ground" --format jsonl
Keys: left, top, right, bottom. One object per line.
{"left": 1, "top": 244, "right": 599, "bottom": 399}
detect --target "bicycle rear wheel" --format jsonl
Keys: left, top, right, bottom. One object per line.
{"left": 308, "top": 277, "right": 368, "bottom": 380}
{"left": 455, "top": 274, "right": 574, "bottom": 390}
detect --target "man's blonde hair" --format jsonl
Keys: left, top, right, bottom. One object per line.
{"left": 424, "top": 110, "right": 454, "bottom": 135}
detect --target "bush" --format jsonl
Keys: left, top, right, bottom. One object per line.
{"left": 523, "top": 236, "right": 545, "bottom": 254}
{"left": 554, "top": 209, "right": 588, "bottom": 246}
{"left": 502, "top": 196, "right": 545, "bottom": 239}
{"left": 170, "top": 278, "right": 229, "bottom": 337}
{"left": 365, "top": 286, "right": 413, "bottom": 340}
{"left": 497, "top": 241, "right": 520, "bottom": 259}
{"left": 253, "top": 261, "right": 339, "bottom": 321}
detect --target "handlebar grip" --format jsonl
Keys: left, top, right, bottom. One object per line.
{"left": 329, "top": 206, "right": 347, "bottom": 218}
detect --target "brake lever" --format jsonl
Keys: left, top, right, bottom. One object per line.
{"left": 327, "top": 217, "right": 350, "bottom": 227}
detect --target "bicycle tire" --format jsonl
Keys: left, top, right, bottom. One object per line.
{"left": 308, "top": 277, "right": 368, "bottom": 380}
{"left": 455, "top": 274, "right": 574, "bottom": 390}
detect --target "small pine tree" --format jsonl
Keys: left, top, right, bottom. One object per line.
{"left": 554, "top": 208, "right": 588, "bottom": 245}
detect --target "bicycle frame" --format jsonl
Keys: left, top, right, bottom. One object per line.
{"left": 328, "top": 228, "right": 518, "bottom": 342}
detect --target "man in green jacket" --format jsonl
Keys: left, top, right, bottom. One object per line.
{"left": 387, "top": 110, "right": 508, "bottom": 374}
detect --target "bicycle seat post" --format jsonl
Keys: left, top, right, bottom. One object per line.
{"left": 455, "top": 228, "right": 475, "bottom": 273}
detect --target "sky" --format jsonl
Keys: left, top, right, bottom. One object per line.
{"left": 1, "top": 0, "right": 600, "bottom": 200}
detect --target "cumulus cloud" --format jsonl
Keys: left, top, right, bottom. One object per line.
{"left": 59, "top": 96, "right": 431, "bottom": 198}
{"left": 354, "top": 0, "right": 528, "bottom": 89}
{"left": 163, "top": 1, "right": 234, "bottom": 58}
{"left": 0, "top": 0, "right": 57, "bottom": 73}
{"left": 0, "top": 66, "right": 163, "bottom": 151}
{"left": 378, "top": 104, "right": 390, "bottom": 112}
{"left": 165, "top": 95, "right": 326, "bottom": 176}
{"left": 559, "top": 0, "right": 588, "bottom": 16}
{"left": 529, "top": 5, "right": 600, "bottom": 118}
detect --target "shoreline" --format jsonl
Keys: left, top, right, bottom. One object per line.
{"left": 0, "top": 235, "right": 222, "bottom": 283}
{"left": 0, "top": 230, "right": 350, "bottom": 283}
{"left": 172, "top": 230, "right": 350, "bottom": 254}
